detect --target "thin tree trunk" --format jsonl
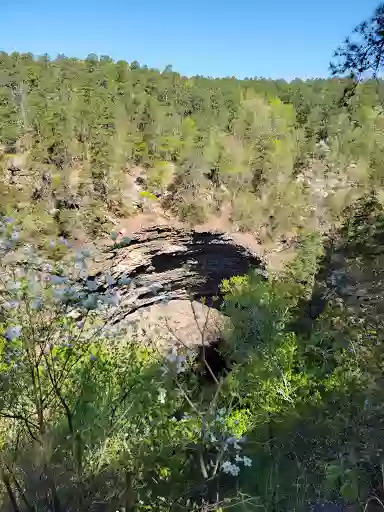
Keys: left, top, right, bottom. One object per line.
{"left": 1, "top": 470, "right": 21, "bottom": 512}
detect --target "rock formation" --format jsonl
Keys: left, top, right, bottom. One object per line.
{"left": 91, "top": 226, "right": 265, "bottom": 345}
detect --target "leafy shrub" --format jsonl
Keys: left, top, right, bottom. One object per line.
{"left": 220, "top": 267, "right": 376, "bottom": 510}
{"left": 147, "top": 161, "right": 175, "bottom": 194}
{"left": 0, "top": 219, "right": 257, "bottom": 511}
{"left": 231, "top": 191, "right": 263, "bottom": 233}
{"left": 0, "top": 208, "right": 382, "bottom": 512}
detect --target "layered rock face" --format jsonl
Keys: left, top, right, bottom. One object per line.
{"left": 92, "top": 226, "right": 265, "bottom": 345}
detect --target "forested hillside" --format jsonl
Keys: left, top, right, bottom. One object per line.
{"left": 3, "top": 3, "right": 384, "bottom": 512}
{"left": 2, "top": 51, "right": 384, "bottom": 242}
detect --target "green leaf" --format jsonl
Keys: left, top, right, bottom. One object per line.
{"left": 340, "top": 479, "right": 359, "bottom": 502}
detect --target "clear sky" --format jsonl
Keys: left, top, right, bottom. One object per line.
{"left": 1, "top": 0, "right": 380, "bottom": 80}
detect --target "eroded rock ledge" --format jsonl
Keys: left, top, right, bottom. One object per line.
{"left": 92, "top": 226, "right": 265, "bottom": 344}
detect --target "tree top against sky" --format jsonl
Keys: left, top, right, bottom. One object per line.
{"left": 2, "top": 0, "right": 379, "bottom": 80}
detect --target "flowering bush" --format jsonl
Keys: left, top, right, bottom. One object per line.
{"left": 0, "top": 218, "right": 256, "bottom": 512}
{"left": 0, "top": 218, "right": 376, "bottom": 512}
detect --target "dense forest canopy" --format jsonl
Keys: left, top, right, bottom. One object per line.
{"left": 3, "top": 3, "right": 384, "bottom": 512}
{"left": 2, "top": 50, "right": 384, "bottom": 241}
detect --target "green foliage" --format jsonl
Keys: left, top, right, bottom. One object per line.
{"left": 331, "top": 3, "right": 384, "bottom": 78}
{"left": 0, "top": 221, "right": 261, "bottom": 511}
{"left": 0, "top": 201, "right": 383, "bottom": 511}
{"left": 147, "top": 161, "right": 175, "bottom": 194}
{"left": 284, "top": 231, "right": 324, "bottom": 297}
{"left": 219, "top": 234, "right": 382, "bottom": 510}
{"left": 229, "top": 191, "right": 260, "bottom": 230}
{"left": 1, "top": 51, "right": 384, "bottom": 238}
{"left": 341, "top": 191, "right": 384, "bottom": 256}
{"left": 2, "top": 33, "right": 384, "bottom": 511}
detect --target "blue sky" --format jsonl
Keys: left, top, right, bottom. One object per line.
{"left": 1, "top": 0, "right": 380, "bottom": 80}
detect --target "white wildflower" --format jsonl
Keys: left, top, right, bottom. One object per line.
{"left": 230, "top": 464, "right": 240, "bottom": 476}
{"left": 165, "top": 349, "right": 177, "bottom": 363}
{"left": 158, "top": 388, "right": 167, "bottom": 404}
{"left": 227, "top": 436, "right": 244, "bottom": 450}
{"left": 221, "top": 461, "right": 232, "bottom": 473}
{"left": 4, "top": 325, "right": 22, "bottom": 341}
{"left": 176, "top": 354, "right": 187, "bottom": 373}
{"left": 165, "top": 349, "right": 187, "bottom": 373}
{"left": 221, "top": 461, "right": 240, "bottom": 476}
{"left": 242, "top": 456, "right": 252, "bottom": 467}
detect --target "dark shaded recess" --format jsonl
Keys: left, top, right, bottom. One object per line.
{"left": 195, "top": 339, "right": 232, "bottom": 383}
{"left": 173, "top": 339, "right": 232, "bottom": 396}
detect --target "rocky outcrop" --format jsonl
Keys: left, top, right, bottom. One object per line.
{"left": 91, "top": 226, "right": 265, "bottom": 344}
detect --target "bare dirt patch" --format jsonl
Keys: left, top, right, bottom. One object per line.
{"left": 116, "top": 210, "right": 182, "bottom": 234}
